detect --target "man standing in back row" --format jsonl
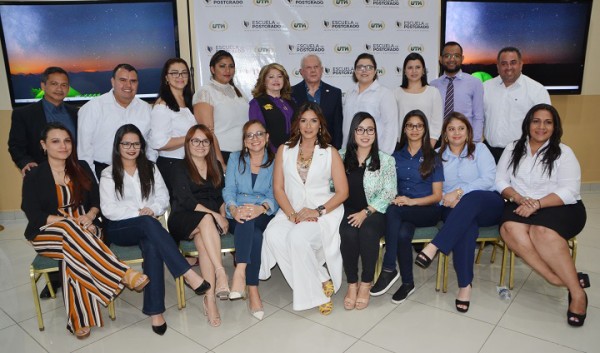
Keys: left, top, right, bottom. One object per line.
{"left": 483, "top": 47, "right": 551, "bottom": 162}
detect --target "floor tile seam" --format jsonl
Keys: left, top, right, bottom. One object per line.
{"left": 281, "top": 305, "right": 364, "bottom": 340}
{"left": 14, "top": 320, "right": 53, "bottom": 353}
{"left": 342, "top": 338, "right": 394, "bottom": 353}
{"left": 492, "top": 324, "right": 587, "bottom": 353}
{"left": 476, "top": 324, "right": 502, "bottom": 353}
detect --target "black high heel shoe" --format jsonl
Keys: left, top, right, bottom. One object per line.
{"left": 185, "top": 279, "right": 211, "bottom": 296}
{"left": 577, "top": 272, "right": 591, "bottom": 288}
{"left": 567, "top": 291, "right": 588, "bottom": 327}
{"left": 152, "top": 322, "right": 167, "bottom": 335}
{"left": 455, "top": 284, "right": 472, "bottom": 313}
{"left": 415, "top": 250, "right": 438, "bottom": 269}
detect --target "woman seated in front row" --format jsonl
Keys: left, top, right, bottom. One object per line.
{"left": 339, "top": 112, "right": 396, "bottom": 310}
{"left": 370, "top": 110, "right": 443, "bottom": 304}
{"left": 99, "top": 124, "right": 211, "bottom": 335}
{"left": 223, "top": 120, "right": 278, "bottom": 320}
{"left": 260, "top": 102, "right": 348, "bottom": 315}
{"left": 414, "top": 113, "right": 504, "bottom": 313}
{"left": 168, "top": 124, "right": 229, "bottom": 327}
{"left": 496, "top": 104, "right": 588, "bottom": 327}
{"left": 22, "top": 123, "right": 148, "bottom": 339}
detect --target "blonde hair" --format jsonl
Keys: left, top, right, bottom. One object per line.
{"left": 251, "top": 63, "right": 292, "bottom": 100}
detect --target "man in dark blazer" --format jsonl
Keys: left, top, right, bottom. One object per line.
{"left": 8, "top": 66, "right": 78, "bottom": 176}
{"left": 7, "top": 66, "right": 78, "bottom": 298}
{"left": 292, "top": 55, "right": 344, "bottom": 149}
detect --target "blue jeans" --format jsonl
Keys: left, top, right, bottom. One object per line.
{"left": 106, "top": 216, "right": 190, "bottom": 315}
{"left": 433, "top": 191, "right": 504, "bottom": 287}
{"left": 228, "top": 214, "right": 272, "bottom": 286}
{"left": 383, "top": 204, "right": 441, "bottom": 284}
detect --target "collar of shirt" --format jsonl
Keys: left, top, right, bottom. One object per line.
{"left": 500, "top": 73, "right": 524, "bottom": 89}
{"left": 399, "top": 144, "right": 423, "bottom": 159}
{"left": 441, "top": 70, "right": 464, "bottom": 82}
{"left": 42, "top": 98, "right": 66, "bottom": 114}
{"left": 441, "top": 144, "right": 468, "bottom": 160}
{"left": 525, "top": 137, "right": 550, "bottom": 157}
{"left": 109, "top": 89, "right": 139, "bottom": 110}
{"left": 350, "top": 79, "right": 381, "bottom": 95}
{"left": 304, "top": 81, "right": 322, "bottom": 103}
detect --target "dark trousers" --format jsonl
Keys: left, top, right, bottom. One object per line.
{"left": 106, "top": 216, "right": 190, "bottom": 315}
{"left": 156, "top": 156, "right": 180, "bottom": 197}
{"left": 383, "top": 204, "right": 441, "bottom": 284}
{"left": 339, "top": 210, "right": 385, "bottom": 283}
{"left": 483, "top": 140, "right": 504, "bottom": 164}
{"left": 228, "top": 214, "right": 272, "bottom": 286}
{"left": 433, "top": 191, "right": 504, "bottom": 287}
{"left": 94, "top": 161, "right": 110, "bottom": 180}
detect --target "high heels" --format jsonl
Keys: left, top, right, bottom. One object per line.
{"left": 247, "top": 299, "right": 264, "bottom": 320}
{"left": 152, "top": 322, "right": 167, "bottom": 335}
{"left": 567, "top": 291, "right": 588, "bottom": 327}
{"left": 184, "top": 278, "right": 211, "bottom": 296}
{"left": 215, "top": 267, "right": 230, "bottom": 300}
{"left": 578, "top": 272, "right": 591, "bottom": 288}
{"left": 75, "top": 326, "right": 90, "bottom": 340}
{"left": 455, "top": 284, "right": 472, "bottom": 313}
{"left": 229, "top": 270, "right": 246, "bottom": 300}
{"left": 415, "top": 249, "right": 438, "bottom": 269}
{"left": 344, "top": 283, "right": 358, "bottom": 310}
{"left": 203, "top": 294, "right": 221, "bottom": 327}
{"left": 355, "top": 282, "right": 371, "bottom": 310}
{"left": 121, "top": 268, "right": 149, "bottom": 292}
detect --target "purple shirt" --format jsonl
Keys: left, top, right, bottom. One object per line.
{"left": 249, "top": 95, "right": 295, "bottom": 152}
{"left": 430, "top": 70, "right": 484, "bottom": 142}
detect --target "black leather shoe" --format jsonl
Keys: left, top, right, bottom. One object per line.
{"left": 40, "top": 281, "right": 62, "bottom": 299}
{"left": 370, "top": 269, "right": 399, "bottom": 296}
{"left": 152, "top": 322, "right": 167, "bottom": 335}
{"left": 185, "top": 279, "right": 211, "bottom": 296}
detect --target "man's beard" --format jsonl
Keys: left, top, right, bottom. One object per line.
{"left": 442, "top": 64, "right": 461, "bottom": 74}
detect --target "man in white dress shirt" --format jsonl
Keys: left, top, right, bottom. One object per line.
{"left": 78, "top": 63, "right": 155, "bottom": 178}
{"left": 483, "top": 47, "right": 551, "bottom": 162}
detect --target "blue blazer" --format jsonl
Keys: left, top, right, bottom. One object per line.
{"left": 223, "top": 151, "right": 278, "bottom": 218}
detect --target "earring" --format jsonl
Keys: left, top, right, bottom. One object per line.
{"left": 245, "top": 146, "right": 249, "bottom": 153}
{"left": 43, "top": 149, "right": 47, "bottom": 155}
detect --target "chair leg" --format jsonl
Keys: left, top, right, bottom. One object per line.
{"left": 31, "top": 269, "right": 45, "bottom": 331}
{"left": 42, "top": 273, "right": 56, "bottom": 299}
{"left": 490, "top": 241, "right": 498, "bottom": 263}
{"left": 435, "top": 254, "right": 443, "bottom": 292}
{"left": 373, "top": 240, "right": 385, "bottom": 284}
{"left": 509, "top": 250, "right": 515, "bottom": 290}
{"left": 175, "top": 276, "right": 184, "bottom": 310}
{"left": 108, "top": 299, "right": 116, "bottom": 320}
{"left": 442, "top": 254, "right": 449, "bottom": 293}
{"left": 499, "top": 242, "right": 508, "bottom": 287}
{"left": 475, "top": 241, "right": 485, "bottom": 264}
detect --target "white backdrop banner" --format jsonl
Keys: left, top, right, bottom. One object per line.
{"left": 193, "top": 0, "right": 440, "bottom": 96}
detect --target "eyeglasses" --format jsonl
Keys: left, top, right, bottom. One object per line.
{"left": 442, "top": 53, "right": 462, "bottom": 60}
{"left": 120, "top": 142, "right": 142, "bottom": 149}
{"left": 245, "top": 131, "right": 267, "bottom": 140}
{"left": 190, "top": 138, "right": 210, "bottom": 147}
{"left": 168, "top": 71, "right": 189, "bottom": 78}
{"left": 355, "top": 65, "right": 375, "bottom": 72}
{"left": 405, "top": 123, "right": 425, "bottom": 131}
{"left": 355, "top": 127, "right": 376, "bottom": 135}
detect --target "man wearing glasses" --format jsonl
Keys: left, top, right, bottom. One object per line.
{"left": 430, "top": 42, "right": 484, "bottom": 143}
{"left": 77, "top": 63, "right": 155, "bottom": 178}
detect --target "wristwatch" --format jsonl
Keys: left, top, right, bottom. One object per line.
{"left": 364, "top": 208, "right": 373, "bottom": 216}
{"left": 316, "top": 205, "right": 326, "bottom": 217}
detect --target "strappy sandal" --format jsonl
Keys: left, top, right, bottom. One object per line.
{"left": 203, "top": 294, "right": 222, "bottom": 327}
{"left": 215, "top": 267, "right": 230, "bottom": 300}
{"left": 318, "top": 298, "right": 333, "bottom": 316}
{"left": 322, "top": 280, "right": 334, "bottom": 298}
{"left": 122, "top": 269, "right": 149, "bottom": 292}
{"left": 567, "top": 291, "right": 588, "bottom": 327}
{"left": 355, "top": 282, "right": 371, "bottom": 310}
{"left": 75, "top": 326, "right": 90, "bottom": 340}
{"left": 414, "top": 250, "right": 438, "bottom": 269}
{"left": 578, "top": 272, "right": 591, "bottom": 288}
{"left": 344, "top": 283, "right": 358, "bottom": 310}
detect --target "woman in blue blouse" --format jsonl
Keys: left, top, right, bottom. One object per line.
{"left": 415, "top": 113, "right": 504, "bottom": 312}
{"left": 339, "top": 112, "right": 396, "bottom": 310}
{"left": 223, "top": 120, "right": 278, "bottom": 320}
{"left": 370, "top": 110, "right": 443, "bottom": 304}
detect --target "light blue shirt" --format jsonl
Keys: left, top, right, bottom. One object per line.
{"left": 438, "top": 142, "right": 496, "bottom": 195}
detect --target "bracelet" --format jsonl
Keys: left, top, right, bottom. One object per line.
{"left": 288, "top": 212, "right": 297, "bottom": 220}
{"left": 261, "top": 204, "right": 269, "bottom": 214}
{"left": 536, "top": 199, "right": 542, "bottom": 209}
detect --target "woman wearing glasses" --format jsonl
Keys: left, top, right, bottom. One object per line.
{"left": 222, "top": 120, "right": 278, "bottom": 320}
{"left": 100, "top": 124, "right": 210, "bottom": 335}
{"left": 249, "top": 63, "right": 296, "bottom": 152}
{"left": 168, "top": 125, "right": 229, "bottom": 327}
{"left": 194, "top": 50, "right": 248, "bottom": 166}
{"left": 148, "top": 58, "right": 196, "bottom": 194}
{"left": 394, "top": 53, "right": 443, "bottom": 147}
{"left": 370, "top": 110, "right": 443, "bottom": 304}
{"left": 342, "top": 53, "right": 398, "bottom": 154}
{"left": 339, "top": 112, "right": 396, "bottom": 310}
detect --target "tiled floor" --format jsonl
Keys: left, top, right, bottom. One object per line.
{"left": 0, "top": 191, "right": 598, "bottom": 353}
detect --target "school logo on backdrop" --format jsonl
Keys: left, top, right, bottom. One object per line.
{"left": 364, "top": 0, "right": 400, "bottom": 6}
{"left": 365, "top": 43, "right": 399, "bottom": 53}
{"left": 255, "top": 46, "right": 275, "bottom": 54}
{"left": 206, "top": 45, "right": 245, "bottom": 54}
{"left": 396, "top": 20, "right": 430, "bottom": 30}
{"left": 368, "top": 21, "right": 385, "bottom": 30}
{"left": 244, "top": 20, "right": 285, "bottom": 30}
{"left": 332, "top": 0, "right": 351, "bottom": 7}
{"left": 209, "top": 21, "right": 228, "bottom": 31}
{"left": 203, "top": 0, "right": 244, "bottom": 6}
{"left": 407, "top": 44, "right": 424, "bottom": 53}
{"left": 286, "top": 0, "right": 325, "bottom": 5}
{"left": 323, "top": 20, "right": 360, "bottom": 30}
{"left": 253, "top": 0, "right": 271, "bottom": 5}
{"left": 324, "top": 66, "right": 354, "bottom": 77}
{"left": 291, "top": 20, "right": 309, "bottom": 31}
{"left": 334, "top": 44, "right": 352, "bottom": 54}
{"left": 376, "top": 67, "right": 386, "bottom": 76}
{"left": 288, "top": 44, "right": 325, "bottom": 53}
{"left": 408, "top": 0, "right": 424, "bottom": 7}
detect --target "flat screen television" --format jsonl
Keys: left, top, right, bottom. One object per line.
{"left": 442, "top": 0, "right": 592, "bottom": 95}
{"left": 0, "top": 0, "right": 179, "bottom": 106}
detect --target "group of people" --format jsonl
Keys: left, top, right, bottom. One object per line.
{"left": 8, "top": 42, "right": 589, "bottom": 340}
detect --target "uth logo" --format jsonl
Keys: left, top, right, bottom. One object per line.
{"left": 368, "top": 21, "right": 385, "bottom": 30}
{"left": 254, "top": 0, "right": 272, "bottom": 5}
{"left": 408, "top": 0, "right": 424, "bottom": 7}
{"left": 209, "top": 21, "right": 228, "bottom": 31}
{"left": 334, "top": 44, "right": 352, "bottom": 53}
{"left": 408, "top": 44, "right": 424, "bottom": 52}
{"left": 291, "top": 21, "right": 309, "bottom": 30}
{"left": 333, "top": 0, "right": 351, "bottom": 7}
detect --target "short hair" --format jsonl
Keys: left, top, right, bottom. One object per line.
{"left": 300, "top": 54, "right": 322, "bottom": 68}
{"left": 41, "top": 67, "right": 69, "bottom": 84}
{"left": 352, "top": 53, "right": 378, "bottom": 83}
{"left": 112, "top": 63, "right": 138, "bottom": 78}
{"left": 441, "top": 41, "right": 463, "bottom": 54}
{"left": 497, "top": 47, "right": 522, "bottom": 61}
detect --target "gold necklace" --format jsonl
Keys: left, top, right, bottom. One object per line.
{"left": 298, "top": 145, "right": 313, "bottom": 169}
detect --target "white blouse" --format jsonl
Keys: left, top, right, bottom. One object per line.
{"left": 394, "top": 85, "right": 443, "bottom": 140}
{"left": 495, "top": 140, "right": 581, "bottom": 205}
{"left": 100, "top": 165, "right": 170, "bottom": 221}
{"left": 148, "top": 104, "right": 196, "bottom": 159}
{"left": 193, "top": 79, "right": 248, "bottom": 152}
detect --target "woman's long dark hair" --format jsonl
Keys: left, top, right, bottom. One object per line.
{"left": 183, "top": 124, "right": 223, "bottom": 186}
{"left": 237, "top": 120, "right": 275, "bottom": 174}
{"left": 111, "top": 124, "right": 155, "bottom": 200}
{"left": 157, "top": 58, "right": 193, "bottom": 112}
{"left": 398, "top": 110, "right": 436, "bottom": 179}
{"left": 400, "top": 52, "right": 428, "bottom": 88}
{"left": 509, "top": 103, "right": 563, "bottom": 177}
{"left": 344, "top": 112, "right": 381, "bottom": 173}
{"left": 210, "top": 50, "right": 243, "bottom": 98}
{"left": 438, "top": 112, "right": 475, "bottom": 161}
{"left": 40, "top": 122, "right": 92, "bottom": 206}
{"left": 286, "top": 102, "right": 331, "bottom": 149}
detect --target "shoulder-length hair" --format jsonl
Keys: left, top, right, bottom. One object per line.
{"left": 438, "top": 112, "right": 475, "bottom": 161}
{"left": 400, "top": 52, "right": 428, "bottom": 88}
{"left": 209, "top": 50, "right": 242, "bottom": 98}
{"left": 509, "top": 103, "right": 563, "bottom": 177}
{"left": 111, "top": 124, "right": 155, "bottom": 200}
{"left": 344, "top": 112, "right": 381, "bottom": 172}
{"left": 156, "top": 58, "right": 194, "bottom": 112}
{"left": 286, "top": 102, "right": 331, "bottom": 149}
{"left": 251, "top": 63, "right": 292, "bottom": 100}
{"left": 237, "top": 120, "right": 275, "bottom": 174}
{"left": 40, "top": 122, "right": 92, "bottom": 206}
{"left": 183, "top": 124, "right": 223, "bottom": 186}
{"left": 352, "top": 53, "right": 378, "bottom": 83}
{"left": 398, "top": 109, "right": 436, "bottom": 179}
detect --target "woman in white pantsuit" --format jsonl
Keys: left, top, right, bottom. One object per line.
{"left": 260, "top": 102, "right": 348, "bottom": 315}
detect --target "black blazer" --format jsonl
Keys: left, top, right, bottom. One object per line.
{"left": 169, "top": 161, "right": 224, "bottom": 214}
{"left": 8, "top": 100, "right": 78, "bottom": 170}
{"left": 292, "top": 80, "right": 344, "bottom": 149}
{"left": 21, "top": 161, "right": 100, "bottom": 240}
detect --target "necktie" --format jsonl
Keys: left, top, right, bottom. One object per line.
{"left": 443, "top": 76, "right": 455, "bottom": 120}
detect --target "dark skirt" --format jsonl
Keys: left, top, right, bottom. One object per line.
{"left": 500, "top": 200, "right": 586, "bottom": 240}
{"left": 168, "top": 211, "right": 210, "bottom": 241}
